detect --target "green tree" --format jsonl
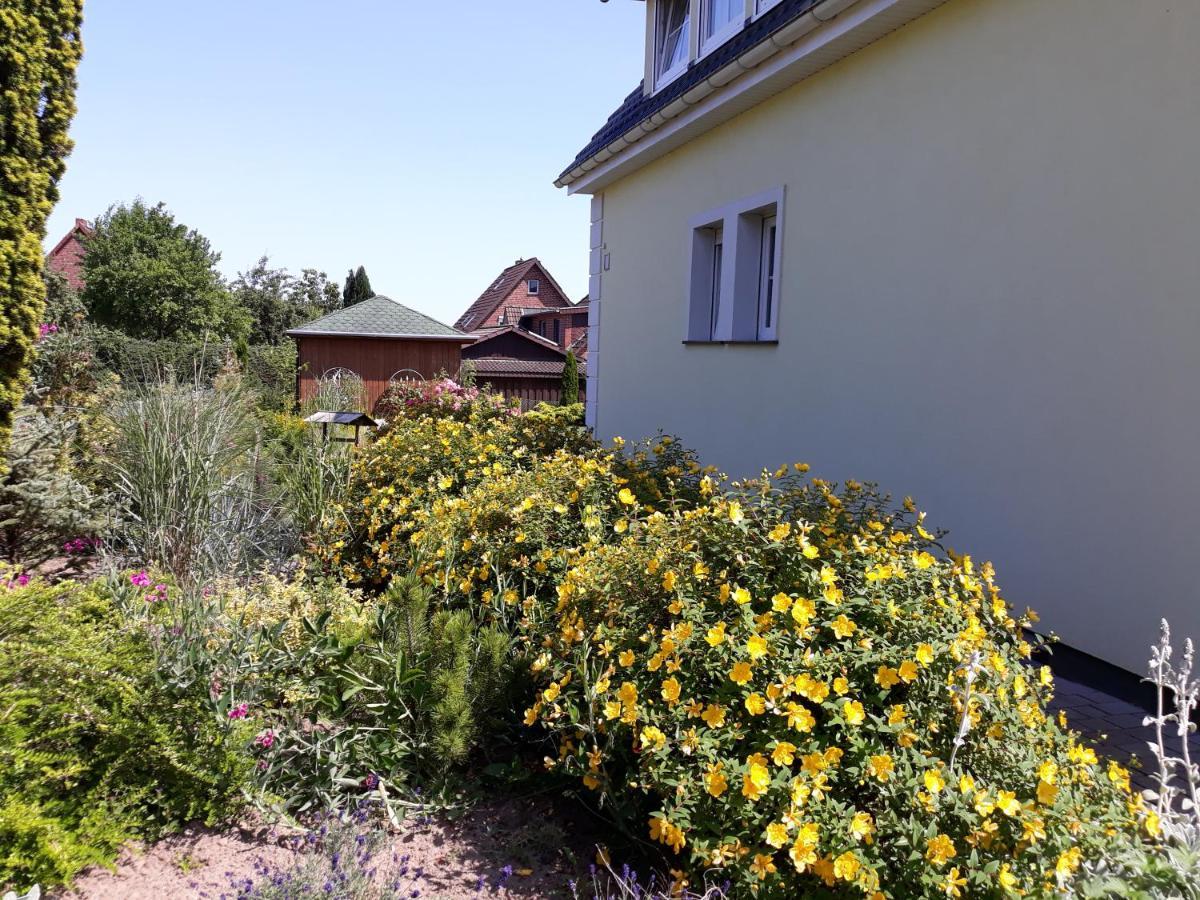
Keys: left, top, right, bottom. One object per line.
{"left": 341, "top": 265, "right": 373, "bottom": 307}
{"left": 231, "top": 256, "right": 319, "bottom": 344}
{"left": 561, "top": 349, "right": 579, "bottom": 405}
{"left": 82, "top": 200, "right": 246, "bottom": 341}
{"left": 293, "top": 267, "right": 341, "bottom": 313}
{"left": 0, "top": 0, "right": 84, "bottom": 460}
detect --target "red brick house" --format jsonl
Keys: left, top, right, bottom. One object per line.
{"left": 457, "top": 258, "right": 588, "bottom": 408}
{"left": 45, "top": 218, "right": 92, "bottom": 291}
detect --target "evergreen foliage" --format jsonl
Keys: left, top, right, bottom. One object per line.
{"left": 341, "top": 266, "right": 374, "bottom": 307}
{"left": 561, "top": 349, "right": 579, "bottom": 405}
{"left": 0, "top": 576, "right": 248, "bottom": 887}
{"left": 0, "top": 0, "right": 84, "bottom": 461}
{"left": 0, "top": 408, "right": 104, "bottom": 569}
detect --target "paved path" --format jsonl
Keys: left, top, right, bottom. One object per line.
{"left": 1049, "top": 668, "right": 1200, "bottom": 793}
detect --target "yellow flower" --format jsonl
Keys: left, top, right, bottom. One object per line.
{"left": 728, "top": 501, "right": 744, "bottom": 524}
{"left": 801, "top": 542, "right": 820, "bottom": 559}
{"left": 842, "top": 700, "right": 865, "bottom": 726}
{"left": 868, "top": 754, "right": 894, "bottom": 782}
{"left": 640, "top": 725, "right": 667, "bottom": 752}
{"left": 614, "top": 518, "right": 629, "bottom": 534}
{"left": 913, "top": 550, "right": 936, "bottom": 569}
{"left": 943, "top": 867, "right": 968, "bottom": 898}
{"left": 733, "top": 586, "right": 752, "bottom": 605}
{"left": 887, "top": 705, "right": 906, "bottom": 725}
{"left": 833, "top": 676, "right": 850, "bottom": 695}
{"left": 743, "top": 757, "right": 771, "bottom": 801}
{"left": 1145, "top": 810, "right": 1161, "bottom": 838}
{"left": 915, "top": 643, "right": 935, "bottom": 665}
{"left": 746, "top": 634, "right": 768, "bottom": 660}
{"left": 791, "top": 597, "right": 816, "bottom": 628}
{"left": 701, "top": 703, "right": 726, "bottom": 728}
{"left": 661, "top": 677, "right": 681, "bottom": 704}
{"left": 603, "top": 700, "right": 622, "bottom": 720}
{"left": 997, "top": 865, "right": 1017, "bottom": 892}
{"left": 649, "top": 815, "right": 686, "bottom": 852}
{"left": 996, "top": 791, "right": 1021, "bottom": 816}
{"left": 771, "top": 741, "right": 797, "bottom": 766}
{"left": 618, "top": 488, "right": 636, "bottom": 505}
{"left": 771, "top": 592, "right": 793, "bottom": 613}
{"left": 704, "top": 622, "right": 727, "bottom": 646}
{"left": 833, "top": 851, "right": 860, "bottom": 883}
{"left": 1036, "top": 780, "right": 1058, "bottom": 806}
{"left": 830, "top": 614, "right": 857, "bottom": 639}
{"left": 784, "top": 702, "right": 815, "bottom": 733}
{"left": 617, "top": 682, "right": 638, "bottom": 705}
{"left": 769, "top": 522, "right": 791, "bottom": 542}
{"left": 1055, "top": 847, "right": 1082, "bottom": 882}
{"left": 750, "top": 853, "right": 777, "bottom": 880}
{"left": 618, "top": 649, "right": 635, "bottom": 667}
{"left": 789, "top": 827, "right": 819, "bottom": 872}
{"left": 925, "top": 833, "right": 956, "bottom": 867}
{"left": 542, "top": 683, "right": 560, "bottom": 703}
{"left": 764, "top": 822, "right": 790, "bottom": 848}
{"left": 898, "top": 660, "right": 919, "bottom": 683}
{"left": 662, "top": 570, "right": 677, "bottom": 591}
{"left": 704, "top": 762, "right": 728, "bottom": 797}
{"left": 875, "top": 666, "right": 900, "bottom": 689}
{"left": 924, "top": 769, "right": 946, "bottom": 794}
{"left": 850, "top": 812, "right": 874, "bottom": 843}
{"left": 729, "top": 661, "right": 753, "bottom": 685}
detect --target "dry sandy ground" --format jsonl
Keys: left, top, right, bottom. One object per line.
{"left": 58, "top": 797, "right": 598, "bottom": 900}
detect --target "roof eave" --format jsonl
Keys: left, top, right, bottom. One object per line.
{"left": 557, "top": 0, "right": 950, "bottom": 194}
{"left": 288, "top": 330, "right": 474, "bottom": 342}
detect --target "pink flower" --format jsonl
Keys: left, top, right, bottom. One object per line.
{"left": 6, "top": 573, "right": 31, "bottom": 589}
{"left": 130, "top": 571, "right": 151, "bottom": 588}
{"left": 228, "top": 702, "right": 250, "bottom": 720}
{"left": 255, "top": 729, "right": 275, "bottom": 749}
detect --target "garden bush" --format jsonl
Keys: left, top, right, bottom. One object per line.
{"left": 322, "top": 390, "right": 1151, "bottom": 898}
{"left": 0, "top": 573, "right": 248, "bottom": 889}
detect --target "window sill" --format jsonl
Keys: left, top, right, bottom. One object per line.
{"left": 682, "top": 339, "right": 778, "bottom": 346}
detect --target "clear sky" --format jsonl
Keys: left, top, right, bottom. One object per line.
{"left": 45, "top": 0, "right": 647, "bottom": 326}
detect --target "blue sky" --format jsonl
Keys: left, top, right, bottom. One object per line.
{"left": 46, "top": 1, "right": 646, "bottom": 325}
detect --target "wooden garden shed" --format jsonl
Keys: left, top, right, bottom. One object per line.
{"left": 287, "top": 296, "right": 472, "bottom": 413}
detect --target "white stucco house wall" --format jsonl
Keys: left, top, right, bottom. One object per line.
{"left": 556, "top": 0, "right": 1200, "bottom": 674}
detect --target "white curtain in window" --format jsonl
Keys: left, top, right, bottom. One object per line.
{"left": 656, "top": 0, "right": 690, "bottom": 79}
{"left": 703, "top": 0, "right": 742, "bottom": 41}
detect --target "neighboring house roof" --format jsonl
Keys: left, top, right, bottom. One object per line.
{"left": 287, "top": 295, "right": 471, "bottom": 341}
{"left": 454, "top": 258, "right": 573, "bottom": 331}
{"left": 466, "top": 324, "right": 567, "bottom": 356}
{"left": 468, "top": 358, "right": 567, "bottom": 378}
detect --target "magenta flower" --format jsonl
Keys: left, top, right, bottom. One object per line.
{"left": 255, "top": 729, "right": 275, "bottom": 749}
{"left": 130, "top": 571, "right": 151, "bottom": 588}
{"left": 228, "top": 702, "right": 250, "bottom": 720}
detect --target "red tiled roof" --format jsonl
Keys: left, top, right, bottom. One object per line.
{"left": 468, "top": 358, "right": 567, "bottom": 378}
{"left": 454, "top": 257, "right": 573, "bottom": 332}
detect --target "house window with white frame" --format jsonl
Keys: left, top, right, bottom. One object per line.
{"left": 701, "top": 0, "right": 742, "bottom": 50}
{"left": 686, "top": 187, "right": 784, "bottom": 343}
{"left": 654, "top": 0, "right": 690, "bottom": 86}
{"left": 528, "top": 278, "right": 540, "bottom": 295}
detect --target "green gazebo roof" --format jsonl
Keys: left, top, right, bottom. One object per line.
{"left": 287, "top": 295, "right": 470, "bottom": 340}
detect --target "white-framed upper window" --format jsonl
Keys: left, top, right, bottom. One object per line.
{"left": 654, "top": 0, "right": 691, "bottom": 86}
{"left": 701, "top": 0, "right": 742, "bottom": 51}
{"left": 686, "top": 187, "right": 784, "bottom": 343}
{"left": 528, "top": 278, "right": 540, "bottom": 295}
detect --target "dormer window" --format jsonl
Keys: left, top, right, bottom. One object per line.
{"left": 655, "top": 0, "right": 690, "bottom": 86}
{"left": 701, "top": 0, "right": 742, "bottom": 51}
{"left": 528, "top": 278, "right": 540, "bottom": 295}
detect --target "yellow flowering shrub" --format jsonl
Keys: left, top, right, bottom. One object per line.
{"left": 513, "top": 474, "right": 1146, "bottom": 898}
{"left": 325, "top": 394, "right": 1148, "bottom": 898}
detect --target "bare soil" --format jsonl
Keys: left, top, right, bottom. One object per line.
{"left": 59, "top": 796, "right": 602, "bottom": 900}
